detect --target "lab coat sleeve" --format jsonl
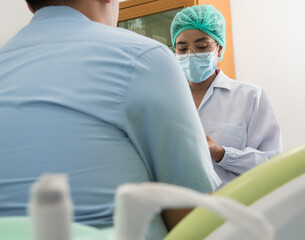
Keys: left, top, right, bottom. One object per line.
{"left": 122, "top": 45, "right": 221, "bottom": 193}
{"left": 216, "top": 88, "right": 282, "bottom": 175}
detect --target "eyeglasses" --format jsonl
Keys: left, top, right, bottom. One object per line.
{"left": 174, "top": 41, "right": 218, "bottom": 60}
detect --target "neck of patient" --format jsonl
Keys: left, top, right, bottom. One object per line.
{"left": 69, "top": 1, "right": 117, "bottom": 26}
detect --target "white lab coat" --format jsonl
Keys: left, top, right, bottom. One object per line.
{"left": 198, "top": 70, "right": 282, "bottom": 188}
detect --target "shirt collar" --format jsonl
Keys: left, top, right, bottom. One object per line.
{"left": 31, "top": 6, "right": 90, "bottom": 23}
{"left": 197, "top": 70, "right": 232, "bottom": 110}
{"left": 210, "top": 70, "right": 232, "bottom": 91}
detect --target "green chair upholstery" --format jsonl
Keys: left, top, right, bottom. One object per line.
{"left": 0, "top": 217, "right": 115, "bottom": 240}
{"left": 165, "top": 144, "right": 305, "bottom": 240}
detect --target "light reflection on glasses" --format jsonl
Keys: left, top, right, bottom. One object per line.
{"left": 174, "top": 41, "right": 218, "bottom": 60}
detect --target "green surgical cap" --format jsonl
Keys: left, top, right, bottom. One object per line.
{"left": 171, "top": 5, "right": 226, "bottom": 61}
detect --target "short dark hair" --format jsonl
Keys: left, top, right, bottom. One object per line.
{"left": 26, "top": 0, "right": 78, "bottom": 12}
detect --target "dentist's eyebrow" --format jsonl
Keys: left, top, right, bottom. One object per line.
{"left": 194, "top": 37, "right": 209, "bottom": 43}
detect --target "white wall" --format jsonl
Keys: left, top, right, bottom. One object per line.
{"left": 0, "top": 0, "right": 128, "bottom": 46}
{"left": 230, "top": 0, "right": 305, "bottom": 150}
{"left": 0, "top": 0, "right": 32, "bottom": 46}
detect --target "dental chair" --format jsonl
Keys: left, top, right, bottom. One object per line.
{"left": 0, "top": 180, "right": 273, "bottom": 240}
{"left": 165, "top": 144, "right": 305, "bottom": 240}
{"left": 0, "top": 174, "right": 114, "bottom": 240}
{"left": 0, "top": 217, "right": 114, "bottom": 240}
{"left": 0, "top": 144, "right": 304, "bottom": 240}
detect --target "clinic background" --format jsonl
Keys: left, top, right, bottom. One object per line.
{"left": 1, "top": 0, "right": 305, "bottom": 151}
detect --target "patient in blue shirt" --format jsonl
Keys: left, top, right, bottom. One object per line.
{"left": 0, "top": 0, "right": 221, "bottom": 239}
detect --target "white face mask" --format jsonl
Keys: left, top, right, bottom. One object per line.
{"left": 176, "top": 52, "right": 217, "bottom": 83}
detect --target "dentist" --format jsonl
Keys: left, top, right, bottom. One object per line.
{"left": 171, "top": 5, "right": 282, "bottom": 188}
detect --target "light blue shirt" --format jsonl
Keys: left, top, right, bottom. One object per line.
{"left": 198, "top": 70, "right": 282, "bottom": 188}
{"left": 0, "top": 6, "right": 220, "bottom": 239}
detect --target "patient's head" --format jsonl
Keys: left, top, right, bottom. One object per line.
{"left": 26, "top": 0, "right": 80, "bottom": 12}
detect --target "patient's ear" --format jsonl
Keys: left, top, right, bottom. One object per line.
{"left": 27, "top": 2, "right": 34, "bottom": 13}
{"left": 100, "top": 0, "right": 111, "bottom": 3}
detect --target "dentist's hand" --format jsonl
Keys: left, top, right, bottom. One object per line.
{"left": 206, "top": 135, "right": 225, "bottom": 163}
